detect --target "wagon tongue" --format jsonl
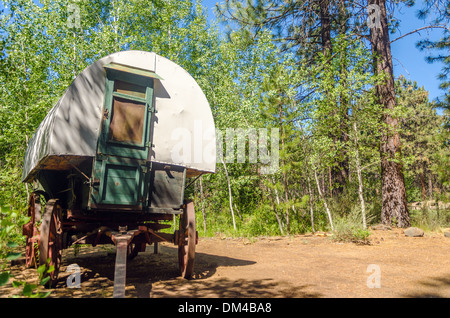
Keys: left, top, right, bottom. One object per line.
{"left": 112, "top": 228, "right": 132, "bottom": 298}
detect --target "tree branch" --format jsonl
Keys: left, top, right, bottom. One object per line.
{"left": 390, "top": 25, "right": 448, "bottom": 44}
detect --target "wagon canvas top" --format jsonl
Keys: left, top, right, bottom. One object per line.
{"left": 22, "top": 51, "right": 216, "bottom": 182}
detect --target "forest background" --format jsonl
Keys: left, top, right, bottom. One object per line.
{"left": 0, "top": 0, "right": 448, "bottom": 256}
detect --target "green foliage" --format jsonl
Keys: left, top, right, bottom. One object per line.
{"left": 416, "top": 0, "right": 450, "bottom": 112}
{"left": 0, "top": 271, "right": 10, "bottom": 286}
{"left": 0, "top": 0, "right": 448, "bottom": 247}
{"left": 0, "top": 206, "right": 30, "bottom": 290}
{"left": 410, "top": 207, "right": 450, "bottom": 232}
{"left": 332, "top": 207, "right": 372, "bottom": 245}
{"left": 11, "top": 262, "right": 53, "bottom": 298}
{"left": 191, "top": 20, "right": 448, "bottom": 237}
{"left": 397, "top": 77, "right": 448, "bottom": 201}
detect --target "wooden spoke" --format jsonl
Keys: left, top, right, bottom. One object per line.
{"left": 22, "top": 193, "right": 41, "bottom": 268}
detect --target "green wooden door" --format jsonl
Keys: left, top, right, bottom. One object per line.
{"left": 89, "top": 64, "right": 160, "bottom": 210}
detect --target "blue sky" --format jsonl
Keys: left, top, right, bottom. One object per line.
{"left": 390, "top": 2, "right": 445, "bottom": 102}
{"left": 201, "top": 0, "right": 447, "bottom": 104}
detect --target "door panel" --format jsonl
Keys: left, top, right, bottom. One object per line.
{"left": 100, "top": 163, "right": 142, "bottom": 205}
{"left": 89, "top": 157, "right": 147, "bottom": 209}
{"left": 98, "top": 76, "right": 153, "bottom": 160}
{"left": 90, "top": 64, "right": 157, "bottom": 210}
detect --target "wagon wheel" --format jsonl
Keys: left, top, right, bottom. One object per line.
{"left": 22, "top": 193, "right": 41, "bottom": 268}
{"left": 39, "top": 199, "right": 63, "bottom": 286}
{"left": 178, "top": 200, "right": 197, "bottom": 279}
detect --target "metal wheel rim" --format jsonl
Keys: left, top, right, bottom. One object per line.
{"left": 178, "top": 201, "right": 196, "bottom": 279}
{"left": 39, "top": 199, "right": 62, "bottom": 284}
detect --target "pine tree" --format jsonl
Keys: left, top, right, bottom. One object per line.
{"left": 416, "top": 0, "right": 449, "bottom": 123}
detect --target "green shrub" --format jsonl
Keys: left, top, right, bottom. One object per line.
{"left": 410, "top": 206, "right": 450, "bottom": 231}
{"left": 332, "top": 207, "right": 371, "bottom": 245}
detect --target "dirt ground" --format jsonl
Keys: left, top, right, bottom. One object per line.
{"left": 1, "top": 228, "right": 449, "bottom": 298}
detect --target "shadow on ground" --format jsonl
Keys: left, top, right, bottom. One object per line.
{"left": 47, "top": 244, "right": 317, "bottom": 298}
{"left": 148, "top": 276, "right": 320, "bottom": 298}
{"left": 402, "top": 275, "right": 450, "bottom": 298}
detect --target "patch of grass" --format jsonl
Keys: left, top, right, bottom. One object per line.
{"left": 410, "top": 207, "right": 450, "bottom": 232}
{"left": 332, "top": 207, "right": 371, "bottom": 245}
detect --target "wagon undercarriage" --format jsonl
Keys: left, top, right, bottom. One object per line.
{"left": 22, "top": 192, "right": 198, "bottom": 297}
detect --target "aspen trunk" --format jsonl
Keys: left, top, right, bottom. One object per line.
{"left": 307, "top": 174, "right": 315, "bottom": 233}
{"left": 199, "top": 176, "right": 207, "bottom": 233}
{"left": 353, "top": 122, "right": 367, "bottom": 229}
{"left": 272, "top": 178, "right": 285, "bottom": 235}
{"left": 314, "top": 169, "right": 334, "bottom": 231}
{"left": 221, "top": 158, "right": 236, "bottom": 231}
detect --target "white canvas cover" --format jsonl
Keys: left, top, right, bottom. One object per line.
{"left": 22, "top": 51, "right": 216, "bottom": 182}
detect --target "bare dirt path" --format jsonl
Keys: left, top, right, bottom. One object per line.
{"left": 1, "top": 228, "right": 449, "bottom": 298}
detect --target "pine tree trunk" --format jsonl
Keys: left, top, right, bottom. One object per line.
{"left": 334, "top": 0, "right": 350, "bottom": 197}
{"left": 319, "top": 0, "right": 332, "bottom": 57}
{"left": 420, "top": 160, "right": 428, "bottom": 200}
{"left": 428, "top": 173, "right": 433, "bottom": 198}
{"left": 420, "top": 169, "right": 427, "bottom": 201}
{"left": 369, "top": 0, "right": 410, "bottom": 227}
{"left": 321, "top": 0, "right": 349, "bottom": 196}
{"left": 279, "top": 100, "right": 290, "bottom": 233}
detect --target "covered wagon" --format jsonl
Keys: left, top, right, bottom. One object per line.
{"left": 21, "top": 50, "right": 216, "bottom": 296}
